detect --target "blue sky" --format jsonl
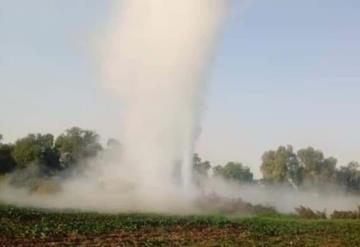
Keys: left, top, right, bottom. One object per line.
{"left": 1, "top": 0, "right": 359, "bottom": 176}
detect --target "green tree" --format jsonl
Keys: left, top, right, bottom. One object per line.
{"left": 0, "top": 143, "right": 17, "bottom": 174}
{"left": 260, "top": 145, "right": 301, "bottom": 185}
{"left": 107, "top": 138, "right": 121, "bottom": 149}
{"left": 297, "top": 147, "right": 337, "bottom": 184}
{"left": 11, "top": 134, "right": 58, "bottom": 170}
{"left": 12, "top": 134, "right": 43, "bottom": 168}
{"left": 192, "top": 153, "right": 211, "bottom": 188}
{"left": 55, "top": 127, "right": 102, "bottom": 168}
{"left": 214, "top": 162, "right": 253, "bottom": 184}
{"left": 260, "top": 150, "right": 276, "bottom": 182}
{"left": 337, "top": 162, "right": 360, "bottom": 193}
{"left": 213, "top": 165, "right": 224, "bottom": 177}
{"left": 193, "top": 153, "right": 211, "bottom": 177}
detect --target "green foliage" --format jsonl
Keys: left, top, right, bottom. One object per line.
{"left": 3, "top": 128, "right": 360, "bottom": 195}
{"left": 0, "top": 144, "right": 16, "bottom": 174}
{"left": 1, "top": 127, "right": 102, "bottom": 191}
{"left": 260, "top": 146, "right": 341, "bottom": 189}
{"left": 192, "top": 153, "right": 211, "bottom": 187}
{"left": 11, "top": 135, "right": 37, "bottom": 168}
{"left": 337, "top": 162, "right": 360, "bottom": 193}
{"left": 261, "top": 145, "right": 300, "bottom": 185}
{"left": 2, "top": 205, "right": 360, "bottom": 246}
{"left": 55, "top": 127, "right": 102, "bottom": 168}
{"left": 331, "top": 207, "right": 360, "bottom": 219}
{"left": 214, "top": 162, "right": 253, "bottom": 183}
{"left": 295, "top": 206, "right": 327, "bottom": 219}
{"left": 193, "top": 153, "right": 211, "bottom": 176}
{"left": 195, "top": 193, "right": 275, "bottom": 214}
{"left": 11, "top": 134, "right": 57, "bottom": 169}
{"left": 297, "top": 147, "right": 337, "bottom": 185}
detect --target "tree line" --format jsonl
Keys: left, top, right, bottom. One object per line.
{"left": 1, "top": 128, "right": 360, "bottom": 194}
{"left": 194, "top": 145, "right": 360, "bottom": 194}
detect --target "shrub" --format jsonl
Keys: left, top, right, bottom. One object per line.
{"left": 295, "top": 206, "right": 326, "bottom": 219}
{"left": 331, "top": 206, "right": 360, "bottom": 219}
{"left": 195, "top": 192, "right": 277, "bottom": 214}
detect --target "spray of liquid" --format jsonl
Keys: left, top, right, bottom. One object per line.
{"left": 99, "top": 0, "right": 227, "bottom": 194}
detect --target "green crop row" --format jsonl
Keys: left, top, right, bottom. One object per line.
{"left": 1, "top": 204, "right": 360, "bottom": 246}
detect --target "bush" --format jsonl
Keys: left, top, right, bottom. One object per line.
{"left": 331, "top": 207, "right": 360, "bottom": 219}
{"left": 295, "top": 206, "right": 326, "bottom": 219}
{"left": 195, "top": 192, "right": 277, "bottom": 214}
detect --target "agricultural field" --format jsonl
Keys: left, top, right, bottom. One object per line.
{"left": 1, "top": 205, "right": 360, "bottom": 246}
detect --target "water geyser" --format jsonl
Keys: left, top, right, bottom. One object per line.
{"left": 100, "top": 0, "right": 226, "bottom": 195}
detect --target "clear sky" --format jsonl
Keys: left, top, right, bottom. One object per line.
{"left": 1, "top": 0, "right": 359, "bottom": 176}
